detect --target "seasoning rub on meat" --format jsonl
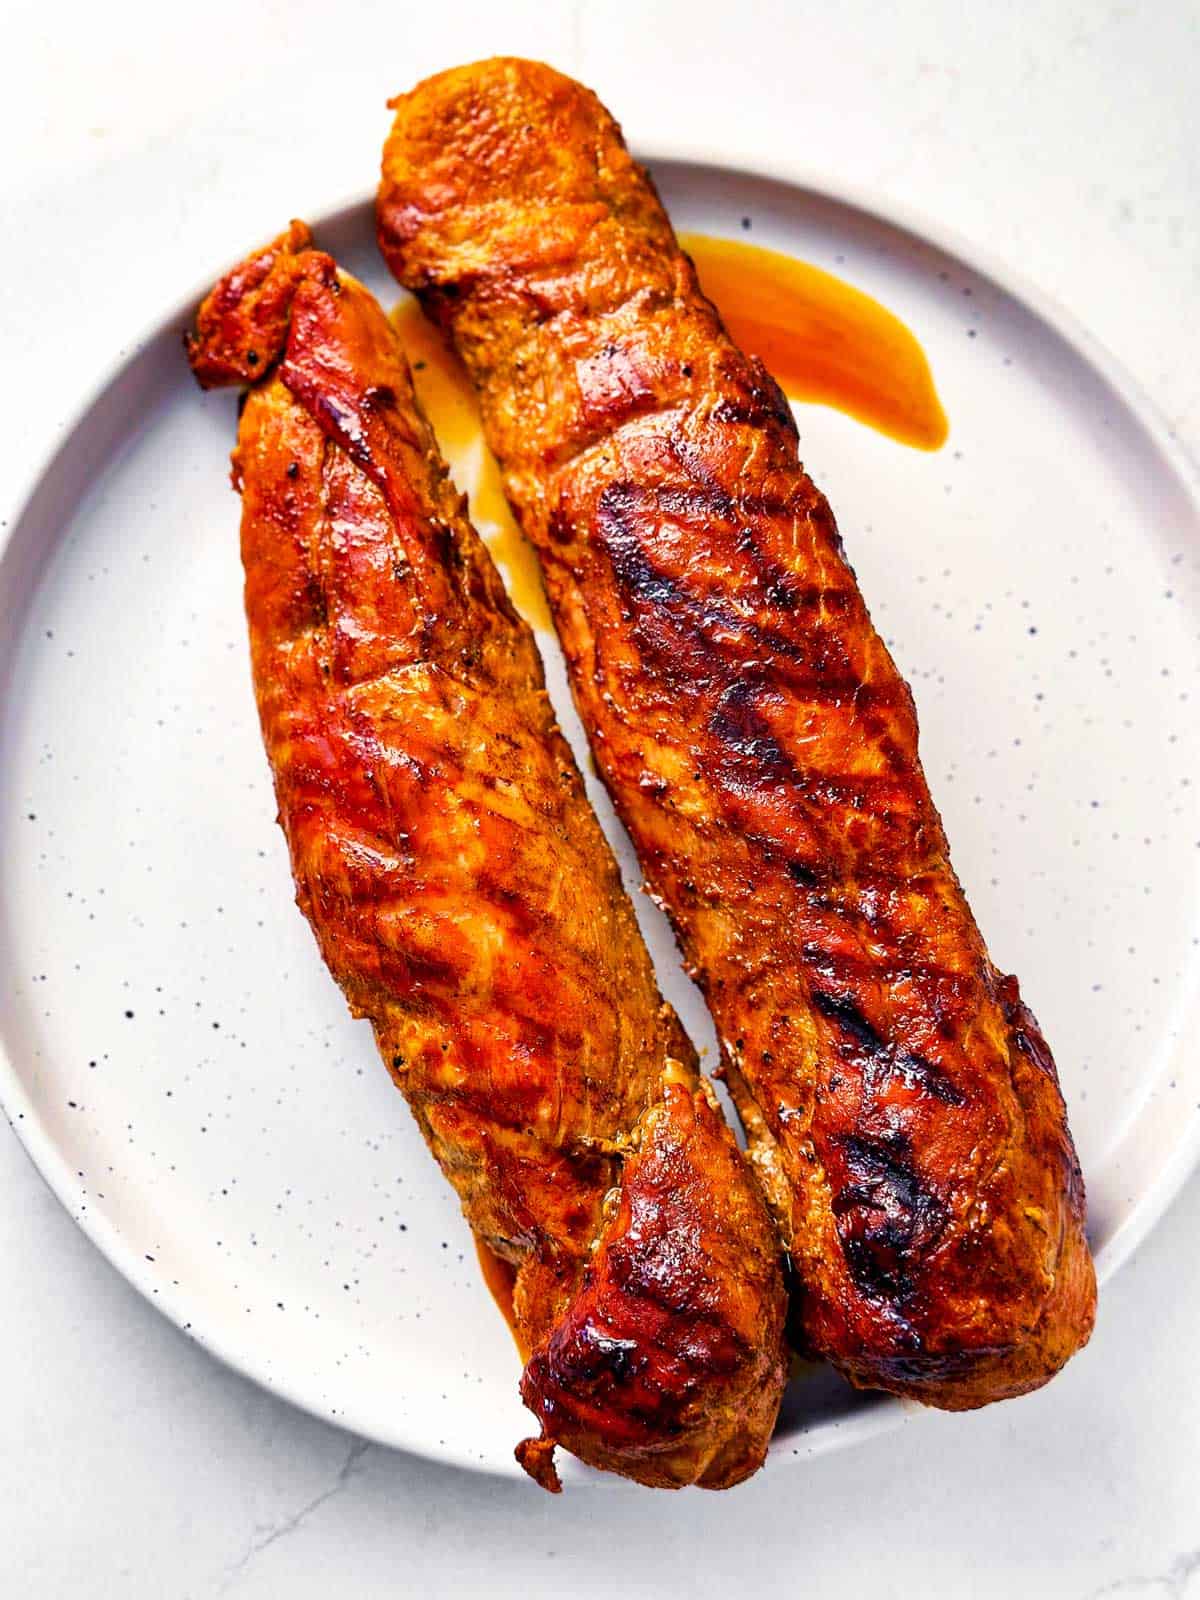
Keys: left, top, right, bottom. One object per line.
{"left": 187, "top": 222, "right": 787, "bottom": 1490}
{"left": 377, "top": 59, "right": 1097, "bottom": 1410}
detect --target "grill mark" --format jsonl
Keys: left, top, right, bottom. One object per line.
{"left": 723, "top": 885, "right": 974, "bottom": 1047}
{"left": 639, "top": 474, "right": 832, "bottom": 537}
{"left": 664, "top": 430, "right": 797, "bottom": 524}
{"left": 594, "top": 483, "right": 888, "bottom": 715}
{"left": 654, "top": 482, "right": 737, "bottom": 522}
{"left": 786, "top": 859, "right": 819, "bottom": 888}
{"left": 833, "top": 1132, "right": 949, "bottom": 1302}
{"left": 764, "top": 582, "right": 854, "bottom": 615}
{"left": 802, "top": 940, "right": 976, "bottom": 1017}
{"left": 710, "top": 381, "right": 796, "bottom": 434}
{"left": 705, "top": 700, "right": 912, "bottom": 808}
{"left": 812, "top": 989, "right": 883, "bottom": 1053}
{"left": 709, "top": 396, "right": 783, "bottom": 430}
{"left": 633, "top": 480, "right": 849, "bottom": 614}
{"left": 590, "top": 493, "right": 913, "bottom": 857}
{"left": 595, "top": 482, "right": 807, "bottom": 668}
{"left": 811, "top": 990, "right": 965, "bottom": 1106}
{"left": 707, "top": 678, "right": 795, "bottom": 788}
{"left": 602, "top": 1261, "right": 749, "bottom": 1379}
{"left": 731, "top": 517, "right": 856, "bottom": 616}
{"left": 593, "top": 486, "right": 905, "bottom": 731}
{"left": 592, "top": 476, "right": 966, "bottom": 1107}
{"left": 648, "top": 479, "right": 858, "bottom": 629}
{"left": 536, "top": 1302, "right": 740, "bottom": 1435}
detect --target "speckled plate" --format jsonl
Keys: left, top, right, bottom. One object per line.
{"left": 2, "top": 157, "right": 1199, "bottom": 1488}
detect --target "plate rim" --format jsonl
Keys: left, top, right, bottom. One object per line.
{"left": 1, "top": 144, "right": 1198, "bottom": 1484}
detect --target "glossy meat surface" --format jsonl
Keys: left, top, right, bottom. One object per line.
{"left": 187, "top": 223, "right": 787, "bottom": 1488}
{"left": 377, "top": 59, "right": 1097, "bottom": 1408}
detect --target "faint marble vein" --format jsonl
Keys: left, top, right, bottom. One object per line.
{"left": 218, "top": 1437, "right": 373, "bottom": 1594}
{"left": 1088, "top": 1546, "right": 1200, "bottom": 1599}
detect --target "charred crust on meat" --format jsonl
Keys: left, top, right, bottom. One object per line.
{"left": 833, "top": 1131, "right": 948, "bottom": 1302}
{"left": 812, "top": 990, "right": 965, "bottom": 1106}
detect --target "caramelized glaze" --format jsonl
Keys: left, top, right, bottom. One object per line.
{"left": 190, "top": 222, "right": 789, "bottom": 1492}
{"left": 378, "top": 55, "right": 1095, "bottom": 1414}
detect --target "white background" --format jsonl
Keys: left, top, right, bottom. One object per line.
{"left": 1, "top": 1, "right": 1197, "bottom": 1594}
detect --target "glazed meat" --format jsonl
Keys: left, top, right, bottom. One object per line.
{"left": 377, "top": 59, "right": 1097, "bottom": 1408}
{"left": 186, "top": 223, "right": 787, "bottom": 1489}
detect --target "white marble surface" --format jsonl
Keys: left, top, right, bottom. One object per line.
{"left": 0, "top": 1, "right": 1197, "bottom": 1593}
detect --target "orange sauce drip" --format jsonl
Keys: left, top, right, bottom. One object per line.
{"left": 390, "top": 299, "right": 552, "bottom": 631}
{"left": 679, "top": 232, "right": 948, "bottom": 451}
{"left": 473, "top": 1238, "right": 528, "bottom": 1359}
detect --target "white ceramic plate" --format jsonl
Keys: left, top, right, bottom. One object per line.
{"left": 2, "top": 158, "right": 1198, "bottom": 1487}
